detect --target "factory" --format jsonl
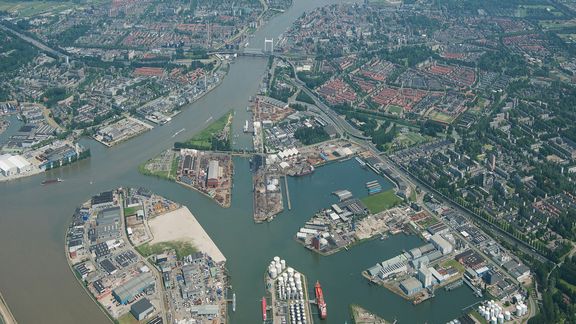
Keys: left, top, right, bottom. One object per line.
{"left": 130, "top": 298, "right": 155, "bottom": 321}
{"left": 430, "top": 233, "right": 453, "bottom": 255}
{"left": 96, "top": 207, "right": 121, "bottom": 240}
{"left": 112, "top": 272, "right": 155, "bottom": 304}
{"left": 207, "top": 160, "right": 221, "bottom": 188}
{"left": 400, "top": 277, "right": 423, "bottom": 296}
{"left": 0, "top": 154, "right": 31, "bottom": 177}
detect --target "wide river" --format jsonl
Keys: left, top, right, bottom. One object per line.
{"left": 0, "top": 1, "right": 480, "bottom": 323}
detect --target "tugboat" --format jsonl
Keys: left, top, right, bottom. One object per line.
{"left": 42, "top": 178, "right": 62, "bottom": 185}
{"left": 315, "top": 281, "right": 327, "bottom": 319}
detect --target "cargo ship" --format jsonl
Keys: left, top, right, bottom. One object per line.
{"left": 42, "top": 178, "right": 62, "bottom": 185}
{"left": 315, "top": 281, "right": 327, "bottom": 319}
{"left": 261, "top": 297, "right": 267, "bottom": 321}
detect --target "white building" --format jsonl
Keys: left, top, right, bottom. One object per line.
{"left": 0, "top": 154, "right": 31, "bottom": 176}
{"left": 430, "top": 233, "right": 453, "bottom": 255}
{"left": 418, "top": 266, "right": 433, "bottom": 288}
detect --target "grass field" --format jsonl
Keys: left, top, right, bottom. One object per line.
{"left": 387, "top": 105, "right": 403, "bottom": 115}
{"left": 441, "top": 259, "right": 465, "bottom": 274}
{"left": 136, "top": 240, "right": 197, "bottom": 260}
{"left": 118, "top": 312, "right": 138, "bottom": 324}
{"left": 178, "top": 111, "right": 232, "bottom": 150}
{"left": 123, "top": 206, "right": 141, "bottom": 216}
{"left": 361, "top": 190, "right": 402, "bottom": 214}
{"left": 395, "top": 131, "right": 428, "bottom": 147}
{"left": 428, "top": 110, "right": 455, "bottom": 124}
{"left": 540, "top": 19, "right": 576, "bottom": 31}
{"left": 0, "top": 0, "right": 107, "bottom": 17}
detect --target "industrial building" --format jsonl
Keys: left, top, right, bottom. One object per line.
{"left": 112, "top": 272, "right": 155, "bottom": 304}
{"left": 0, "top": 154, "right": 31, "bottom": 176}
{"left": 400, "top": 277, "right": 423, "bottom": 296}
{"left": 418, "top": 266, "right": 433, "bottom": 288}
{"left": 430, "top": 233, "right": 453, "bottom": 255}
{"left": 96, "top": 207, "right": 121, "bottom": 240}
{"left": 207, "top": 160, "right": 220, "bottom": 188}
{"left": 130, "top": 298, "right": 155, "bottom": 320}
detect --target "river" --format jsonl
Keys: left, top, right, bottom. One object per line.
{"left": 0, "top": 1, "right": 480, "bottom": 323}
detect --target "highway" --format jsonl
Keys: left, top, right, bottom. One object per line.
{"left": 285, "top": 60, "right": 372, "bottom": 140}
{"left": 0, "top": 24, "right": 67, "bottom": 60}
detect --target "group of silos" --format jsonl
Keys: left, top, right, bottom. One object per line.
{"left": 515, "top": 301, "right": 528, "bottom": 317}
{"left": 478, "top": 300, "right": 524, "bottom": 324}
{"left": 268, "top": 256, "right": 286, "bottom": 280}
{"left": 288, "top": 301, "right": 307, "bottom": 324}
{"left": 268, "top": 257, "right": 308, "bottom": 324}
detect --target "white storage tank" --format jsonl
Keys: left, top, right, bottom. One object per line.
{"left": 490, "top": 316, "right": 497, "bottom": 324}
{"left": 516, "top": 305, "right": 522, "bottom": 316}
{"left": 281, "top": 259, "right": 286, "bottom": 270}
{"left": 270, "top": 268, "right": 278, "bottom": 279}
{"left": 504, "top": 311, "right": 511, "bottom": 321}
{"left": 522, "top": 304, "right": 528, "bottom": 316}
{"left": 274, "top": 256, "right": 280, "bottom": 263}
{"left": 497, "top": 313, "right": 504, "bottom": 323}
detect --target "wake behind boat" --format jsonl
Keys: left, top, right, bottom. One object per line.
{"left": 172, "top": 128, "right": 186, "bottom": 138}
{"left": 42, "top": 178, "right": 62, "bottom": 185}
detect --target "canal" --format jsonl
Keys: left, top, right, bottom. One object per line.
{"left": 0, "top": 0, "right": 480, "bottom": 323}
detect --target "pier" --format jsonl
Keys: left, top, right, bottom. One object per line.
{"left": 444, "top": 279, "right": 463, "bottom": 291}
{"left": 284, "top": 175, "right": 292, "bottom": 210}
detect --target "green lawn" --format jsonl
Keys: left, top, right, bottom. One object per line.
{"left": 0, "top": 0, "right": 107, "bottom": 17}
{"left": 136, "top": 240, "right": 196, "bottom": 260}
{"left": 361, "top": 190, "right": 402, "bottom": 214}
{"left": 118, "top": 312, "right": 139, "bottom": 324}
{"left": 428, "top": 111, "right": 454, "bottom": 124}
{"left": 123, "top": 206, "right": 141, "bottom": 216}
{"left": 441, "top": 259, "right": 465, "bottom": 274}
{"left": 388, "top": 105, "right": 403, "bottom": 115}
{"left": 175, "top": 111, "right": 232, "bottom": 150}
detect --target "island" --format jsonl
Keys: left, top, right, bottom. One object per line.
{"left": 65, "top": 187, "right": 229, "bottom": 323}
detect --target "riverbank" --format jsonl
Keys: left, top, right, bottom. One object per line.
{"left": 0, "top": 291, "right": 16, "bottom": 324}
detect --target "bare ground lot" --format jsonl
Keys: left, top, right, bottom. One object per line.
{"left": 148, "top": 207, "right": 226, "bottom": 263}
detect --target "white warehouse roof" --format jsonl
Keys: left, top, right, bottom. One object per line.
{"left": 8, "top": 155, "right": 30, "bottom": 169}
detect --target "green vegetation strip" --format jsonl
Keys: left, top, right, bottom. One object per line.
{"left": 136, "top": 241, "right": 197, "bottom": 260}
{"left": 361, "top": 189, "right": 402, "bottom": 214}
{"left": 174, "top": 110, "right": 232, "bottom": 151}
{"left": 123, "top": 206, "right": 140, "bottom": 216}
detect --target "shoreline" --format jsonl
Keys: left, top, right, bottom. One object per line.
{"left": 0, "top": 290, "right": 17, "bottom": 324}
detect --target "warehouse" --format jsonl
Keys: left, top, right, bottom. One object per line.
{"left": 207, "top": 160, "right": 220, "bottom": 188}
{"left": 0, "top": 154, "right": 31, "bottom": 176}
{"left": 112, "top": 272, "right": 155, "bottom": 304}
{"left": 130, "top": 298, "right": 155, "bottom": 320}
{"left": 430, "top": 233, "right": 453, "bottom": 255}
{"left": 400, "top": 277, "right": 423, "bottom": 296}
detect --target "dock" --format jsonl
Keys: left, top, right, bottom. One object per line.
{"left": 284, "top": 175, "right": 292, "bottom": 210}
{"left": 265, "top": 257, "right": 313, "bottom": 324}
{"left": 444, "top": 279, "right": 463, "bottom": 291}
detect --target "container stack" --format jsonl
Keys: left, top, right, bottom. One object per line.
{"left": 366, "top": 180, "right": 382, "bottom": 195}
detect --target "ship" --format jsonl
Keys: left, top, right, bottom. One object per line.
{"left": 315, "top": 281, "right": 327, "bottom": 320}
{"left": 42, "top": 178, "right": 62, "bottom": 185}
{"left": 261, "top": 297, "right": 267, "bottom": 321}
{"left": 293, "top": 164, "right": 314, "bottom": 177}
